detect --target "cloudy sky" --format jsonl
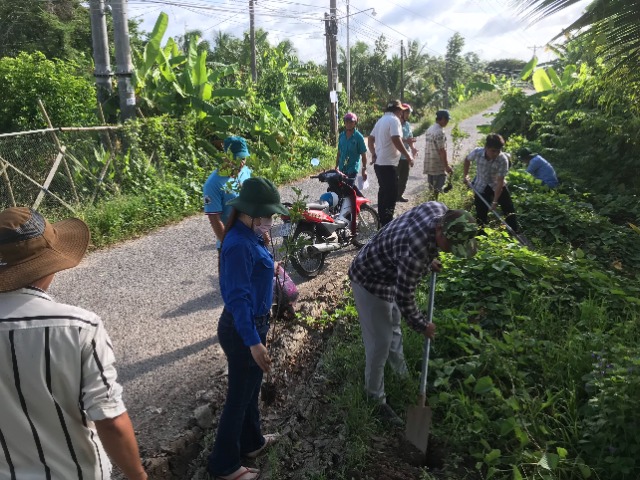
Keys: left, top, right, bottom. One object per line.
{"left": 129, "top": 0, "right": 591, "bottom": 65}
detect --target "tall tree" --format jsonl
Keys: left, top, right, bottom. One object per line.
{"left": 443, "top": 32, "right": 465, "bottom": 108}
{"left": 515, "top": 0, "right": 640, "bottom": 68}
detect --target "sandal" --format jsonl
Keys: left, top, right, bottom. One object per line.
{"left": 244, "top": 433, "right": 280, "bottom": 459}
{"left": 212, "top": 466, "right": 260, "bottom": 480}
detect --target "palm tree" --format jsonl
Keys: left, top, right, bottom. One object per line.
{"left": 515, "top": 0, "right": 640, "bottom": 67}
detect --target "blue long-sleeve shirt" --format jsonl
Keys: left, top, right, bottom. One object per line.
{"left": 220, "top": 221, "right": 274, "bottom": 346}
{"left": 527, "top": 155, "right": 558, "bottom": 188}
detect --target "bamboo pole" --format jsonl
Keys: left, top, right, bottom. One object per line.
{"left": 37, "top": 99, "right": 80, "bottom": 205}
{"left": 2, "top": 155, "right": 75, "bottom": 212}
{"left": 33, "top": 147, "right": 67, "bottom": 210}
{"left": 0, "top": 125, "right": 121, "bottom": 138}
{"left": 0, "top": 157, "right": 16, "bottom": 207}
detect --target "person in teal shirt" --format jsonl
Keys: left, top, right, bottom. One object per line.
{"left": 335, "top": 112, "right": 368, "bottom": 180}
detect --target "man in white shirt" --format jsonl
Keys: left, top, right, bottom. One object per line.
{"left": 368, "top": 99, "right": 414, "bottom": 226}
{"left": 0, "top": 207, "right": 147, "bottom": 480}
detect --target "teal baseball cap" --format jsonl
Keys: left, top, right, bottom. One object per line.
{"left": 223, "top": 136, "right": 250, "bottom": 159}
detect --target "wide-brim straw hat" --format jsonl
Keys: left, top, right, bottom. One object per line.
{"left": 227, "top": 177, "right": 289, "bottom": 217}
{"left": 0, "top": 207, "right": 90, "bottom": 292}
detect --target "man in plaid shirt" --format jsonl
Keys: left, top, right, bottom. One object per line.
{"left": 463, "top": 133, "right": 520, "bottom": 233}
{"left": 348, "top": 202, "right": 478, "bottom": 425}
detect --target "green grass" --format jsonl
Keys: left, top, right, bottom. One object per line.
{"left": 413, "top": 91, "right": 501, "bottom": 137}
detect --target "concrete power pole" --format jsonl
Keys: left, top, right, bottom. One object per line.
{"left": 250, "top": 0, "right": 257, "bottom": 82}
{"left": 325, "top": 12, "right": 338, "bottom": 145}
{"left": 329, "top": 0, "right": 338, "bottom": 145}
{"left": 346, "top": 0, "right": 350, "bottom": 106}
{"left": 109, "top": 0, "right": 136, "bottom": 121}
{"left": 89, "top": 0, "right": 112, "bottom": 105}
{"left": 400, "top": 40, "right": 404, "bottom": 102}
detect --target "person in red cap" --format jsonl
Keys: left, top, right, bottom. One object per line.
{"left": 0, "top": 207, "right": 147, "bottom": 480}
{"left": 335, "top": 112, "right": 368, "bottom": 181}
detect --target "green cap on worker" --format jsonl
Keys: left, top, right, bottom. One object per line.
{"left": 223, "top": 136, "right": 250, "bottom": 159}
{"left": 442, "top": 210, "right": 478, "bottom": 258}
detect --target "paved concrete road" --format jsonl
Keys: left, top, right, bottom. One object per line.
{"left": 49, "top": 104, "right": 498, "bottom": 457}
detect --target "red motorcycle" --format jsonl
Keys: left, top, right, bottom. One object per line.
{"left": 273, "top": 170, "right": 379, "bottom": 278}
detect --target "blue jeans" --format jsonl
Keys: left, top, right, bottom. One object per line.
{"left": 207, "top": 309, "right": 270, "bottom": 476}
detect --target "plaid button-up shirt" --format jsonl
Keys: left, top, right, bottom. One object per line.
{"left": 349, "top": 202, "right": 446, "bottom": 332}
{"left": 466, "top": 147, "right": 509, "bottom": 191}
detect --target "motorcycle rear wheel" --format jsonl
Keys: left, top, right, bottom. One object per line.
{"left": 289, "top": 224, "right": 326, "bottom": 278}
{"left": 352, "top": 204, "right": 380, "bottom": 248}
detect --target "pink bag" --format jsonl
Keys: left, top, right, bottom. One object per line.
{"left": 273, "top": 264, "right": 299, "bottom": 319}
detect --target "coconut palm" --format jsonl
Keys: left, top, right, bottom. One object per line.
{"left": 515, "top": 0, "right": 640, "bottom": 67}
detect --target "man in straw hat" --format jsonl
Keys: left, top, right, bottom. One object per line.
{"left": 349, "top": 202, "right": 478, "bottom": 426}
{"left": 0, "top": 207, "right": 147, "bottom": 480}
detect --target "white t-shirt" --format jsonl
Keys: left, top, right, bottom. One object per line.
{"left": 0, "top": 288, "right": 127, "bottom": 479}
{"left": 370, "top": 112, "right": 403, "bottom": 166}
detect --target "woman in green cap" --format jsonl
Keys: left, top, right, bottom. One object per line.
{"left": 207, "top": 177, "right": 288, "bottom": 480}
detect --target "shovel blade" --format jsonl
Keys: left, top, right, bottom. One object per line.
{"left": 405, "top": 404, "right": 432, "bottom": 455}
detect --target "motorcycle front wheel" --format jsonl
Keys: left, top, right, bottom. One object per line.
{"left": 289, "top": 224, "right": 326, "bottom": 278}
{"left": 352, "top": 204, "right": 380, "bottom": 248}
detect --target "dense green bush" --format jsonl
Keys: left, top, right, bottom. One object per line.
{"left": 0, "top": 51, "right": 97, "bottom": 133}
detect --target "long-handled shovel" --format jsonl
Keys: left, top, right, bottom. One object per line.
{"left": 466, "top": 180, "right": 532, "bottom": 248}
{"left": 405, "top": 271, "right": 437, "bottom": 455}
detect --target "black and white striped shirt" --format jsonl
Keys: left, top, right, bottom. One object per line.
{"left": 349, "top": 202, "right": 446, "bottom": 332}
{"left": 0, "top": 287, "right": 126, "bottom": 479}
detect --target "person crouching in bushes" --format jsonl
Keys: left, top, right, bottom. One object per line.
{"left": 207, "top": 177, "right": 288, "bottom": 480}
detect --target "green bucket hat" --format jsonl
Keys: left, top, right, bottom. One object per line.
{"left": 227, "top": 177, "right": 289, "bottom": 217}
{"left": 442, "top": 210, "right": 478, "bottom": 259}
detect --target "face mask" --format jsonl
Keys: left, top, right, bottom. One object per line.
{"left": 254, "top": 216, "right": 273, "bottom": 236}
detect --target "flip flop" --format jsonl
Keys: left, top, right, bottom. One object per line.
{"left": 213, "top": 466, "right": 260, "bottom": 480}
{"left": 244, "top": 433, "right": 280, "bottom": 459}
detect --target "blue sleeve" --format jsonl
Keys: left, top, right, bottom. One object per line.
{"left": 203, "top": 176, "right": 224, "bottom": 214}
{"left": 222, "top": 242, "right": 262, "bottom": 347}
{"left": 527, "top": 157, "right": 541, "bottom": 175}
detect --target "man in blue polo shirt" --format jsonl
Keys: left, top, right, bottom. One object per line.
{"left": 517, "top": 147, "right": 559, "bottom": 188}
{"left": 203, "top": 136, "right": 252, "bottom": 249}
{"left": 335, "top": 112, "right": 368, "bottom": 180}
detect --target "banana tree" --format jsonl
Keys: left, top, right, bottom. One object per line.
{"left": 132, "top": 12, "right": 246, "bottom": 118}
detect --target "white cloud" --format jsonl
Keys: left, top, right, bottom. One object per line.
{"left": 131, "top": 0, "right": 591, "bottom": 64}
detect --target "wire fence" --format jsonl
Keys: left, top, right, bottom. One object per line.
{"left": 0, "top": 126, "right": 121, "bottom": 215}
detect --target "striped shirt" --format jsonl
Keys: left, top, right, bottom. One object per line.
{"left": 349, "top": 202, "right": 446, "bottom": 332}
{"left": 0, "top": 287, "right": 126, "bottom": 480}
{"left": 466, "top": 147, "right": 509, "bottom": 191}
{"left": 423, "top": 123, "right": 447, "bottom": 175}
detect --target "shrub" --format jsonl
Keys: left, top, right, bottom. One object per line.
{"left": 0, "top": 51, "right": 97, "bottom": 133}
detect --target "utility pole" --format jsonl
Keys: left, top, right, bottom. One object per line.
{"left": 400, "top": 40, "right": 404, "bottom": 102}
{"left": 89, "top": 0, "right": 112, "bottom": 105}
{"left": 250, "top": 0, "right": 257, "bottom": 82}
{"left": 346, "top": 0, "right": 350, "bottom": 106}
{"left": 109, "top": 0, "right": 136, "bottom": 121}
{"left": 325, "top": 11, "right": 338, "bottom": 145}
{"left": 528, "top": 45, "right": 544, "bottom": 58}
{"left": 330, "top": 0, "right": 338, "bottom": 144}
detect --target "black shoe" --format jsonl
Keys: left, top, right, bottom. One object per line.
{"left": 374, "top": 402, "right": 404, "bottom": 427}
{"left": 397, "top": 197, "right": 409, "bottom": 202}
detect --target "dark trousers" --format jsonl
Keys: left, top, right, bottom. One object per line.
{"left": 474, "top": 185, "right": 520, "bottom": 233}
{"left": 374, "top": 164, "right": 398, "bottom": 226}
{"left": 207, "top": 309, "right": 269, "bottom": 476}
{"left": 397, "top": 159, "right": 409, "bottom": 199}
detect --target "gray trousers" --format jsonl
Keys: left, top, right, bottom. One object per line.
{"left": 352, "top": 280, "right": 408, "bottom": 402}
